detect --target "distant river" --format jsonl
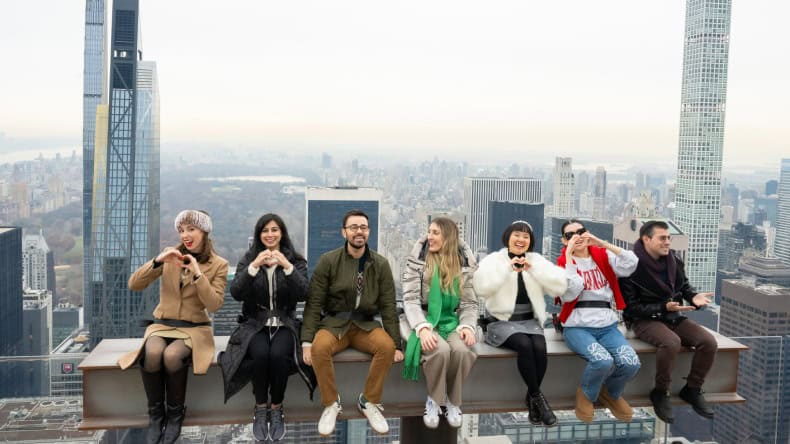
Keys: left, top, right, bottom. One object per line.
{"left": 198, "top": 175, "right": 306, "bottom": 184}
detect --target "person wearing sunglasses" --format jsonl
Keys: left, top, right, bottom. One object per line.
{"left": 556, "top": 219, "right": 640, "bottom": 424}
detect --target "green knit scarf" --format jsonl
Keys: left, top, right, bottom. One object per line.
{"left": 402, "top": 265, "right": 459, "bottom": 381}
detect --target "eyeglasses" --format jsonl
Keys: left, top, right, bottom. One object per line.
{"left": 563, "top": 228, "right": 587, "bottom": 240}
{"left": 344, "top": 225, "right": 370, "bottom": 232}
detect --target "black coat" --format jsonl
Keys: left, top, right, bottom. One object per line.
{"left": 218, "top": 248, "right": 315, "bottom": 402}
{"left": 620, "top": 251, "right": 698, "bottom": 325}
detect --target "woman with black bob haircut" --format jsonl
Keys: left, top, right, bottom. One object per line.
{"left": 219, "top": 213, "right": 313, "bottom": 442}
{"left": 473, "top": 220, "right": 569, "bottom": 426}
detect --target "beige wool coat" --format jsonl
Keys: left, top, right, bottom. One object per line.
{"left": 117, "top": 252, "right": 228, "bottom": 374}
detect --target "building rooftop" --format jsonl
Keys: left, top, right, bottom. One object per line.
{"left": 0, "top": 398, "right": 102, "bottom": 443}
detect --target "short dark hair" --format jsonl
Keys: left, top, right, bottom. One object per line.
{"left": 560, "top": 219, "right": 584, "bottom": 234}
{"left": 342, "top": 209, "right": 369, "bottom": 228}
{"left": 501, "top": 221, "right": 535, "bottom": 252}
{"left": 640, "top": 220, "right": 670, "bottom": 238}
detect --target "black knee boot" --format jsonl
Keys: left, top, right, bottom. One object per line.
{"left": 162, "top": 367, "right": 188, "bottom": 444}
{"left": 141, "top": 369, "right": 166, "bottom": 444}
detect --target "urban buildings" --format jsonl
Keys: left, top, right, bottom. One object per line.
{"left": 212, "top": 268, "right": 242, "bottom": 337}
{"left": 19, "top": 289, "right": 52, "bottom": 396}
{"left": 775, "top": 158, "right": 790, "bottom": 265}
{"left": 82, "top": 0, "right": 107, "bottom": 330}
{"left": 715, "top": 279, "right": 790, "bottom": 443}
{"left": 486, "top": 201, "right": 545, "bottom": 255}
{"left": 88, "top": 0, "right": 161, "bottom": 346}
{"left": 463, "top": 177, "right": 542, "bottom": 254}
{"left": 552, "top": 157, "right": 574, "bottom": 218}
{"left": 22, "top": 231, "right": 55, "bottom": 295}
{"left": 592, "top": 166, "right": 607, "bottom": 221}
{"left": 0, "top": 227, "right": 22, "bottom": 356}
{"left": 304, "top": 187, "right": 381, "bottom": 274}
{"left": 673, "top": 0, "right": 732, "bottom": 292}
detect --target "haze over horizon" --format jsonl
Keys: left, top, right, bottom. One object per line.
{"left": 1, "top": 1, "right": 788, "bottom": 168}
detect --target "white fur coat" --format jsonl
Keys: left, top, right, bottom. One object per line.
{"left": 473, "top": 248, "right": 568, "bottom": 327}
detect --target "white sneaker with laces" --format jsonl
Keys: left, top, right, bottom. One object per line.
{"left": 357, "top": 394, "right": 389, "bottom": 434}
{"left": 445, "top": 400, "right": 463, "bottom": 428}
{"left": 317, "top": 398, "right": 342, "bottom": 436}
{"left": 423, "top": 396, "right": 440, "bottom": 429}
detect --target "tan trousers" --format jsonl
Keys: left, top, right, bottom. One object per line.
{"left": 311, "top": 325, "right": 396, "bottom": 406}
{"left": 422, "top": 331, "right": 477, "bottom": 406}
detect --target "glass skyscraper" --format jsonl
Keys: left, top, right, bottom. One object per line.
{"left": 89, "top": 0, "right": 160, "bottom": 346}
{"left": 674, "top": 0, "right": 732, "bottom": 292}
{"left": 82, "top": 0, "right": 107, "bottom": 328}
{"left": 463, "top": 177, "right": 543, "bottom": 254}
{"left": 774, "top": 158, "right": 790, "bottom": 265}
{"left": 304, "top": 187, "right": 381, "bottom": 275}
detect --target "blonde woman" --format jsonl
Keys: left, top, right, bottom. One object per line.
{"left": 402, "top": 217, "right": 478, "bottom": 429}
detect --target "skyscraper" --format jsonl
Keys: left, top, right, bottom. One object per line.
{"left": 22, "top": 232, "right": 53, "bottom": 293}
{"left": 82, "top": 0, "right": 108, "bottom": 327}
{"left": 89, "top": 0, "right": 160, "bottom": 346}
{"left": 552, "top": 157, "right": 574, "bottom": 218}
{"left": 673, "top": 0, "right": 732, "bottom": 292}
{"left": 592, "top": 166, "right": 607, "bottom": 221}
{"left": 463, "top": 177, "right": 542, "bottom": 253}
{"left": 715, "top": 280, "right": 790, "bottom": 443}
{"left": 305, "top": 187, "right": 381, "bottom": 274}
{"left": 0, "top": 227, "right": 23, "bottom": 356}
{"left": 774, "top": 159, "right": 790, "bottom": 265}
{"left": 486, "top": 201, "right": 545, "bottom": 255}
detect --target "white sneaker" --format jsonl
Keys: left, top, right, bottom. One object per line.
{"left": 357, "top": 394, "right": 389, "bottom": 434}
{"left": 423, "top": 396, "right": 440, "bottom": 429}
{"left": 317, "top": 398, "right": 342, "bottom": 436}
{"left": 445, "top": 400, "right": 463, "bottom": 428}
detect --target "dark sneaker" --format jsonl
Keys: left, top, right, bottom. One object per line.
{"left": 679, "top": 385, "right": 714, "bottom": 419}
{"left": 529, "top": 391, "right": 558, "bottom": 427}
{"left": 649, "top": 388, "right": 674, "bottom": 423}
{"left": 252, "top": 405, "right": 269, "bottom": 442}
{"left": 269, "top": 406, "right": 286, "bottom": 441}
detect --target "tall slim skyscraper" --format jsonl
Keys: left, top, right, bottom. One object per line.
{"left": 774, "top": 159, "right": 790, "bottom": 265}
{"left": 89, "top": 0, "right": 160, "bottom": 346}
{"left": 82, "top": 0, "right": 108, "bottom": 326}
{"left": 592, "top": 166, "right": 607, "bottom": 221}
{"left": 673, "top": 0, "right": 732, "bottom": 292}
{"left": 552, "top": 157, "right": 574, "bottom": 218}
{"left": 305, "top": 187, "right": 382, "bottom": 274}
{"left": 463, "top": 177, "right": 542, "bottom": 253}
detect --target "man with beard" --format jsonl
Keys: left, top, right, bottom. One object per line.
{"left": 621, "top": 220, "right": 717, "bottom": 424}
{"left": 301, "top": 209, "right": 403, "bottom": 436}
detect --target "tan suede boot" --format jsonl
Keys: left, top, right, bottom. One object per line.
{"left": 598, "top": 385, "right": 633, "bottom": 422}
{"left": 575, "top": 387, "right": 594, "bottom": 423}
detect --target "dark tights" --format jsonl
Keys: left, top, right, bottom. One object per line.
{"left": 141, "top": 336, "right": 191, "bottom": 406}
{"left": 248, "top": 328, "right": 294, "bottom": 405}
{"left": 502, "top": 333, "right": 548, "bottom": 395}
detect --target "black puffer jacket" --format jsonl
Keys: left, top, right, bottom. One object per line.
{"left": 218, "top": 247, "right": 315, "bottom": 402}
{"left": 620, "top": 251, "right": 698, "bottom": 325}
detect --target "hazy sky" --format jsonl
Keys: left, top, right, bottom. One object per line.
{"left": 1, "top": 1, "right": 788, "bottom": 167}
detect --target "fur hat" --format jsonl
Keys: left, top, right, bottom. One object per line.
{"left": 174, "top": 210, "right": 212, "bottom": 233}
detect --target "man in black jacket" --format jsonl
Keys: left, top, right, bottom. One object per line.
{"left": 621, "top": 220, "right": 717, "bottom": 424}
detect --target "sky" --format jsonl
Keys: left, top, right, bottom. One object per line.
{"left": 0, "top": 1, "right": 788, "bottom": 167}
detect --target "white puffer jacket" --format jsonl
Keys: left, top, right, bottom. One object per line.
{"left": 473, "top": 248, "right": 568, "bottom": 327}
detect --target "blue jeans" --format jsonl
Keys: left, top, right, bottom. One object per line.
{"left": 563, "top": 322, "right": 640, "bottom": 402}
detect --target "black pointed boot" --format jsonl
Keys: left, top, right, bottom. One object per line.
{"left": 162, "top": 367, "right": 188, "bottom": 444}
{"left": 650, "top": 388, "right": 674, "bottom": 423}
{"left": 529, "top": 391, "right": 558, "bottom": 427}
{"left": 141, "top": 369, "right": 166, "bottom": 444}
{"left": 679, "top": 385, "right": 714, "bottom": 419}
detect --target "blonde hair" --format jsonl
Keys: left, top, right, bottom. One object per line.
{"left": 425, "top": 217, "right": 462, "bottom": 294}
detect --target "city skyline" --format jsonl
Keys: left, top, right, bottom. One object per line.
{"left": 1, "top": 1, "right": 788, "bottom": 167}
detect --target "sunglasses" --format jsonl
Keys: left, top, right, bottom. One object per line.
{"left": 563, "top": 228, "right": 587, "bottom": 240}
